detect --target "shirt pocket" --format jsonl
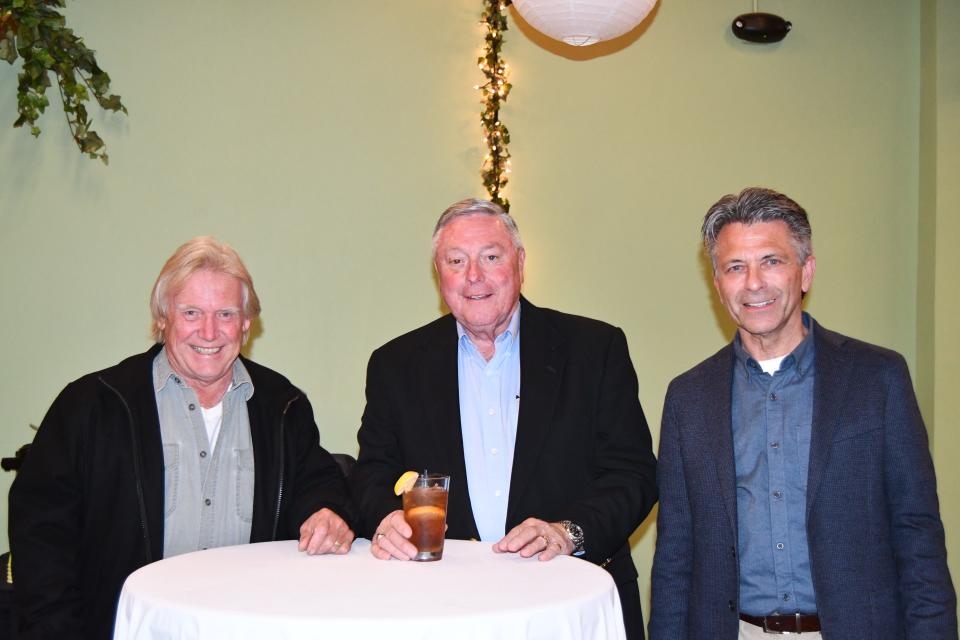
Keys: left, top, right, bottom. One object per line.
{"left": 235, "top": 448, "right": 255, "bottom": 523}
{"left": 162, "top": 443, "right": 180, "bottom": 517}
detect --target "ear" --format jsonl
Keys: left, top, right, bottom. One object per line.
{"left": 801, "top": 255, "right": 816, "bottom": 293}
{"left": 517, "top": 247, "right": 526, "bottom": 283}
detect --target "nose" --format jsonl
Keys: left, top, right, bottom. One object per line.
{"left": 745, "top": 265, "right": 765, "bottom": 291}
{"left": 199, "top": 313, "right": 217, "bottom": 341}
{"left": 466, "top": 259, "right": 483, "bottom": 283}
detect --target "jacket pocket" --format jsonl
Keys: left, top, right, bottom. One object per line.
{"left": 235, "top": 448, "right": 255, "bottom": 523}
{"left": 162, "top": 443, "right": 180, "bottom": 517}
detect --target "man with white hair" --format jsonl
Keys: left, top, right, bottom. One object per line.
{"left": 10, "top": 236, "right": 353, "bottom": 640}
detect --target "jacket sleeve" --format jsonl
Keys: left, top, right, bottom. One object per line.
{"left": 9, "top": 383, "right": 88, "bottom": 640}
{"left": 647, "top": 382, "right": 691, "bottom": 639}
{"left": 281, "top": 393, "right": 354, "bottom": 536}
{"left": 562, "top": 327, "right": 658, "bottom": 564}
{"left": 349, "top": 348, "right": 405, "bottom": 539}
{"left": 882, "top": 356, "right": 957, "bottom": 637}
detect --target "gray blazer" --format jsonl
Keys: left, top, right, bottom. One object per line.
{"left": 649, "top": 319, "right": 956, "bottom": 640}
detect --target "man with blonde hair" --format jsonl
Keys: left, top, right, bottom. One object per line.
{"left": 10, "top": 236, "right": 353, "bottom": 640}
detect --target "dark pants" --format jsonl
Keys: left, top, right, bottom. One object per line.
{"left": 617, "top": 578, "right": 645, "bottom": 640}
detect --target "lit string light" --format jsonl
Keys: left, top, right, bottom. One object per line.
{"left": 477, "top": 0, "right": 512, "bottom": 211}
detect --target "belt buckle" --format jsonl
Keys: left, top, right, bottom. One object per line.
{"left": 762, "top": 613, "right": 802, "bottom": 634}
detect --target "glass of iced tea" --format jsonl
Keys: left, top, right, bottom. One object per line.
{"left": 402, "top": 473, "right": 450, "bottom": 561}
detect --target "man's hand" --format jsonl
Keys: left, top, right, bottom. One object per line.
{"left": 370, "top": 510, "right": 418, "bottom": 560}
{"left": 298, "top": 508, "right": 354, "bottom": 555}
{"left": 492, "top": 517, "right": 574, "bottom": 561}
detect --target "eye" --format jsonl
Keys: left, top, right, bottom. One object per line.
{"left": 447, "top": 257, "right": 463, "bottom": 266}
{"left": 485, "top": 254, "right": 500, "bottom": 262}
{"left": 183, "top": 309, "right": 201, "bottom": 319}
{"left": 764, "top": 257, "right": 783, "bottom": 266}
{"left": 217, "top": 310, "right": 236, "bottom": 320}
{"left": 726, "top": 264, "right": 745, "bottom": 273}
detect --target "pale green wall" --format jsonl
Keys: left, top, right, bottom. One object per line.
{"left": 921, "top": 0, "right": 960, "bottom": 594}
{"left": 0, "top": 0, "right": 949, "bottom": 614}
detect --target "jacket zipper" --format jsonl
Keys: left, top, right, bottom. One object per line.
{"left": 272, "top": 394, "right": 300, "bottom": 539}
{"left": 99, "top": 376, "right": 153, "bottom": 564}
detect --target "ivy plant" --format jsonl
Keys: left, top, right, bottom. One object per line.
{"left": 1, "top": 0, "right": 125, "bottom": 164}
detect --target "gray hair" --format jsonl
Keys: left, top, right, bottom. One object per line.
{"left": 702, "top": 187, "right": 812, "bottom": 270}
{"left": 432, "top": 198, "right": 523, "bottom": 256}
{"left": 150, "top": 236, "right": 261, "bottom": 343}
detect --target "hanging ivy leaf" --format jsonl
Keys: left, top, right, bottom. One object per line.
{"left": 0, "top": 1, "right": 126, "bottom": 164}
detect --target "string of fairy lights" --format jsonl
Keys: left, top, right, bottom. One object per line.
{"left": 477, "top": 0, "right": 513, "bottom": 211}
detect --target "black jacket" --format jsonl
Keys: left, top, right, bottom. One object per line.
{"left": 9, "top": 345, "right": 351, "bottom": 640}
{"left": 351, "top": 297, "right": 658, "bottom": 638}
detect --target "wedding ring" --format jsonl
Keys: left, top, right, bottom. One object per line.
{"left": 538, "top": 535, "right": 549, "bottom": 545}
{"left": 333, "top": 540, "right": 342, "bottom": 548}
{"left": 375, "top": 532, "right": 386, "bottom": 542}
{"left": 553, "top": 541, "right": 563, "bottom": 552}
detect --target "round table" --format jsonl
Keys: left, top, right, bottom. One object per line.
{"left": 113, "top": 539, "right": 626, "bottom": 640}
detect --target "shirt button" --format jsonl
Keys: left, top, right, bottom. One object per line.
{"left": 204, "top": 498, "right": 212, "bottom": 506}
{"left": 488, "top": 408, "right": 496, "bottom": 416}
{"left": 200, "top": 451, "right": 207, "bottom": 458}
{"left": 174, "top": 377, "right": 181, "bottom": 384}
{"left": 770, "top": 392, "right": 778, "bottom": 401}
{"left": 490, "top": 448, "right": 498, "bottom": 455}
{"left": 783, "top": 594, "right": 791, "bottom": 602}
{"left": 188, "top": 403, "right": 196, "bottom": 411}
{"left": 494, "top": 490, "right": 502, "bottom": 497}
{"left": 728, "top": 600, "right": 735, "bottom": 612}
{"left": 770, "top": 442, "right": 780, "bottom": 448}
{"left": 776, "top": 542, "right": 784, "bottom": 550}
{"left": 772, "top": 491, "right": 782, "bottom": 499}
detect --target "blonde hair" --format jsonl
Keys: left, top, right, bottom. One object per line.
{"left": 149, "top": 236, "right": 261, "bottom": 343}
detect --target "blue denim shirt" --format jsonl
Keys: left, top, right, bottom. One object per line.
{"left": 732, "top": 313, "right": 817, "bottom": 615}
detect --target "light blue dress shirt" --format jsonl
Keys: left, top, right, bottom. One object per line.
{"left": 457, "top": 307, "right": 522, "bottom": 542}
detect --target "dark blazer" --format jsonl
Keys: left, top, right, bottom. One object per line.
{"left": 351, "top": 297, "right": 658, "bottom": 635}
{"left": 9, "top": 345, "right": 350, "bottom": 640}
{"left": 649, "top": 320, "right": 957, "bottom": 640}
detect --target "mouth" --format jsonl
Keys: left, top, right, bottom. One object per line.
{"left": 465, "top": 294, "right": 492, "bottom": 301}
{"left": 743, "top": 299, "right": 775, "bottom": 309}
{"left": 191, "top": 345, "right": 222, "bottom": 355}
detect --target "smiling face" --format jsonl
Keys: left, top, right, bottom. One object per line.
{"left": 712, "top": 221, "right": 815, "bottom": 359}
{"left": 434, "top": 214, "right": 525, "bottom": 347}
{"left": 160, "top": 269, "right": 251, "bottom": 401}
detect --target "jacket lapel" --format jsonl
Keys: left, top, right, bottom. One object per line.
{"left": 419, "top": 316, "right": 479, "bottom": 538}
{"left": 507, "top": 298, "right": 566, "bottom": 524}
{"left": 704, "top": 345, "right": 739, "bottom": 535}
{"left": 806, "top": 324, "right": 851, "bottom": 519}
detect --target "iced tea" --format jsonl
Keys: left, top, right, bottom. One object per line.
{"left": 402, "top": 475, "right": 450, "bottom": 561}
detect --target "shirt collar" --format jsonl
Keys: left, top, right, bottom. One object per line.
{"left": 733, "top": 312, "right": 815, "bottom": 379}
{"left": 456, "top": 304, "right": 521, "bottom": 356}
{"left": 153, "top": 347, "right": 254, "bottom": 401}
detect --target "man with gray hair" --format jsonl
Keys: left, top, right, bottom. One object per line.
{"left": 649, "top": 187, "right": 956, "bottom": 639}
{"left": 10, "top": 236, "right": 353, "bottom": 640}
{"left": 351, "top": 198, "right": 658, "bottom": 639}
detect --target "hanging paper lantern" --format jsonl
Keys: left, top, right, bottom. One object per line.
{"left": 512, "top": 0, "right": 658, "bottom": 46}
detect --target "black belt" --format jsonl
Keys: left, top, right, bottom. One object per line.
{"left": 739, "top": 612, "right": 821, "bottom": 634}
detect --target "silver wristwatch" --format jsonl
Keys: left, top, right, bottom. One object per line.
{"left": 560, "top": 520, "right": 585, "bottom": 555}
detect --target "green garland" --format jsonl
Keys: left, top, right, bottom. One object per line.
{"left": 478, "top": 0, "right": 512, "bottom": 211}
{"left": 1, "top": 0, "right": 126, "bottom": 164}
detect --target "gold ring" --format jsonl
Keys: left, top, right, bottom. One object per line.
{"left": 376, "top": 532, "right": 385, "bottom": 542}
{"left": 539, "top": 535, "right": 549, "bottom": 545}
{"left": 333, "top": 540, "right": 342, "bottom": 548}
{"left": 553, "top": 541, "right": 563, "bottom": 551}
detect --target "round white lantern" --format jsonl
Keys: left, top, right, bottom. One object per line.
{"left": 512, "top": 0, "right": 658, "bottom": 46}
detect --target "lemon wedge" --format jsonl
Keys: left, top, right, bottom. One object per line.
{"left": 394, "top": 470, "right": 418, "bottom": 496}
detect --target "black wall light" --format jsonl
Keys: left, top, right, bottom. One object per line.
{"left": 732, "top": 2, "right": 792, "bottom": 43}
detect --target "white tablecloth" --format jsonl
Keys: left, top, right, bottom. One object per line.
{"left": 113, "top": 539, "right": 626, "bottom": 640}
